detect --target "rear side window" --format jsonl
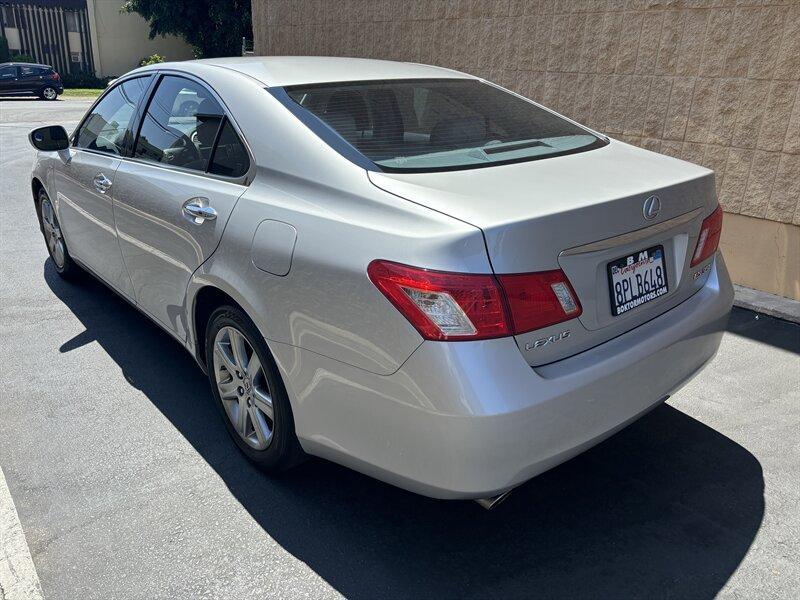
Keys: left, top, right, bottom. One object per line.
{"left": 0, "top": 66, "right": 16, "bottom": 79}
{"left": 208, "top": 120, "right": 249, "bottom": 177}
{"left": 134, "top": 75, "right": 224, "bottom": 172}
{"left": 285, "top": 79, "right": 605, "bottom": 172}
{"left": 75, "top": 76, "right": 152, "bottom": 155}
{"left": 19, "top": 65, "right": 49, "bottom": 77}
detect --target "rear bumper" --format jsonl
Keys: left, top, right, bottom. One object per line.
{"left": 285, "top": 253, "right": 734, "bottom": 499}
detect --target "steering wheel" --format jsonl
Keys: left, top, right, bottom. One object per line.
{"left": 164, "top": 126, "right": 201, "bottom": 165}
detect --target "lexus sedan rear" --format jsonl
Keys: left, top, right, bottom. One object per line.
{"left": 29, "top": 57, "right": 733, "bottom": 503}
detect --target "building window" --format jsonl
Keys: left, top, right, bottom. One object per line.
{"left": 70, "top": 52, "right": 82, "bottom": 63}
{"left": 1, "top": 6, "right": 16, "bottom": 28}
{"left": 65, "top": 11, "right": 79, "bottom": 32}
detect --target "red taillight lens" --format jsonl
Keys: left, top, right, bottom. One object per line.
{"left": 497, "top": 270, "right": 582, "bottom": 334}
{"left": 367, "top": 260, "right": 511, "bottom": 340}
{"left": 51, "top": 71, "right": 60, "bottom": 80}
{"left": 691, "top": 205, "right": 723, "bottom": 267}
{"left": 367, "top": 260, "right": 581, "bottom": 341}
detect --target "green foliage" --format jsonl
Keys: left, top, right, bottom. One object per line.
{"left": 139, "top": 53, "right": 166, "bottom": 67}
{"left": 122, "top": 0, "right": 252, "bottom": 58}
{"left": 11, "top": 53, "right": 37, "bottom": 63}
{"left": 62, "top": 72, "right": 112, "bottom": 89}
{"left": 0, "top": 37, "right": 10, "bottom": 63}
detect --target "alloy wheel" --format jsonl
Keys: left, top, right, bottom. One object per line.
{"left": 212, "top": 326, "right": 274, "bottom": 450}
{"left": 43, "top": 87, "right": 57, "bottom": 100}
{"left": 41, "top": 197, "right": 66, "bottom": 268}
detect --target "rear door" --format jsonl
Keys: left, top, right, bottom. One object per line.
{"left": 17, "top": 64, "right": 43, "bottom": 94}
{"left": 112, "top": 74, "right": 250, "bottom": 340}
{"left": 54, "top": 75, "right": 154, "bottom": 299}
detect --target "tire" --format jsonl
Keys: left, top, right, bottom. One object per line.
{"left": 36, "top": 188, "right": 80, "bottom": 280}
{"left": 205, "top": 305, "right": 305, "bottom": 472}
{"left": 39, "top": 86, "right": 58, "bottom": 101}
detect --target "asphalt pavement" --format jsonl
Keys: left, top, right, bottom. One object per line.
{"left": 1, "top": 98, "right": 799, "bottom": 600}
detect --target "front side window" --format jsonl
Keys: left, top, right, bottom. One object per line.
{"left": 286, "top": 79, "right": 605, "bottom": 172}
{"left": 75, "top": 76, "right": 152, "bottom": 155}
{"left": 133, "top": 75, "right": 224, "bottom": 172}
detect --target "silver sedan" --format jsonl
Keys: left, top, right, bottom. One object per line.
{"left": 28, "top": 57, "right": 733, "bottom": 506}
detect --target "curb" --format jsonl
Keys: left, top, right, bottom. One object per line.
{"left": 0, "top": 467, "right": 44, "bottom": 600}
{"left": 733, "top": 285, "right": 800, "bottom": 324}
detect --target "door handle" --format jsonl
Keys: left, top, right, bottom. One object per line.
{"left": 93, "top": 173, "right": 112, "bottom": 194}
{"left": 183, "top": 199, "right": 217, "bottom": 224}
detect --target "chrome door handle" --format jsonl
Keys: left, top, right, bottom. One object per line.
{"left": 183, "top": 199, "right": 217, "bottom": 223}
{"left": 93, "top": 173, "right": 112, "bottom": 194}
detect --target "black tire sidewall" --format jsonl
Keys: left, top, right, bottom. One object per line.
{"left": 204, "top": 305, "right": 302, "bottom": 471}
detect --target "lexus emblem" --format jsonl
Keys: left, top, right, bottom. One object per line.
{"left": 643, "top": 195, "right": 661, "bottom": 220}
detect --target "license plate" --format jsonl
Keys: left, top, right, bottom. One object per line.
{"left": 607, "top": 245, "right": 668, "bottom": 316}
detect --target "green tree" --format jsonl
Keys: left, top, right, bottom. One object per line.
{"left": 122, "top": 0, "right": 252, "bottom": 58}
{"left": 140, "top": 53, "right": 166, "bottom": 66}
{"left": 0, "top": 36, "right": 10, "bottom": 63}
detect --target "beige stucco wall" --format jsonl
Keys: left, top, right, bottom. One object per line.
{"left": 720, "top": 213, "right": 800, "bottom": 300}
{"left": 87, "top": 0, "right": 195, "bottom": 78}
{"left": 252, "top": 0, "right": 800, "bottom": 299}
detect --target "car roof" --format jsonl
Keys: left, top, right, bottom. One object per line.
{"left": 1, "top": 62, "right": 52, "bottom": 68}
{"left": 148, "top": 56, "right": 475, "bottom": 88}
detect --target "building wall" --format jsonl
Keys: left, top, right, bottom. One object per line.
{"left": 252, "top": 0, "right": 800, "bottom": 300}
{"left": 1, "top": 1, "right": 95, "bottom": 74}
{"left": 86, "top": 0, "right": 194, "bottom": 78}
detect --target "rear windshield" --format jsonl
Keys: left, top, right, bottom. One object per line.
{"left": 285, "top": 79, "right": 605, "bottom": 172}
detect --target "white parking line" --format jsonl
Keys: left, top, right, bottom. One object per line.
{"left": 0, "top": 466, "right": 44, "bottom": 600}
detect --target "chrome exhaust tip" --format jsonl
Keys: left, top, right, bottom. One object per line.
{"left": 474, "top": 489, "right": 513, "bottom": 510}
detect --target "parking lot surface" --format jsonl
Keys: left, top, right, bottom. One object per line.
{"left": 1, "top": 98, "right": 799, "bottom": 599}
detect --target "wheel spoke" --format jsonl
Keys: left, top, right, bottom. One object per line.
{"left": 235, "top": 399, "right": 248, "bottom": 435}
{"left": 252, "top": 387, "right": 273, "bottom": 421}
{"left": 229, "top": 328, "right": 248, "bottom": 371}
{"left": 52, "top": 242, "right": 65, "bottom": 267}
{"left": 214, "top": 340, "right": 237, "bottom": 374}
{"left": 249, "top": 405, "right": 268, "bottom": 447}
{"left": 246, "top": 353, "right": 261, "bottom": 380}
{"left": 217, "top": 378, "right": 238, "bottom": 399}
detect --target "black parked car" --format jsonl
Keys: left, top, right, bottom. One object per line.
{"left": 0, "top": 62, "right": 63, "bottom": 100}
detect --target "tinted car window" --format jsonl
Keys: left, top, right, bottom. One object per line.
{"left": 134, "top": 75, "right": 223, "bottom": 172}
{"left": 286, "top": 79, "right": 605, "bottom": 172}
{"left": 19, "top": 65, "right": 49, "bottom": 77}
{"left": 75, "top": 76, "right": 152, "bottom": 155}
{"left": 0, "top": 65, "right": 16, "bottom": 79}
{"left": 209, "top": 120, "right": 249, "bottom": 177}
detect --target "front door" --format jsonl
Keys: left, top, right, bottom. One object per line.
{"left": 0, "top": 65, "right": 20, "bottom": 95}
{"left": 54, "top": 75, "right": 153, "bottom": 299}
{"left": 112, "top": 75, "right": 250, "bottom": 340}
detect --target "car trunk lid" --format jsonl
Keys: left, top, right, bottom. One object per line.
{"left": 368, "top": 140, "right": 719, "bottom": 366}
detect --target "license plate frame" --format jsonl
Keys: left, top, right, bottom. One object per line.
{"left": 607, "top": 245, "right": 669, "bottom": 316}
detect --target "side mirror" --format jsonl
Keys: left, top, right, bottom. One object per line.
{"left": 29, "top": 125, "right": 70, "bottom": 152}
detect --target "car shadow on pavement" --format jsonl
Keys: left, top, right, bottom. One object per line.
{"left": 726, "top": 307, "right": 800, "bottom": 355}
{"left": 46, "top": 263, "right": 765, "bottom": 600}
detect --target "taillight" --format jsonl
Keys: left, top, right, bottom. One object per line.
{"left": 691, "top": 204, "right": 723, "bottom": 267}
{"left": 367, "top": 260, "right": 510, "bottom": 340}
{"left": 51, "top": 71, "right": 60, "bottom": 81}
{"left": 497, "top": 270, "right": 582, "bottom": 334}
{"left": 367, "top": 260, "right": 581, "bottom": 341}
